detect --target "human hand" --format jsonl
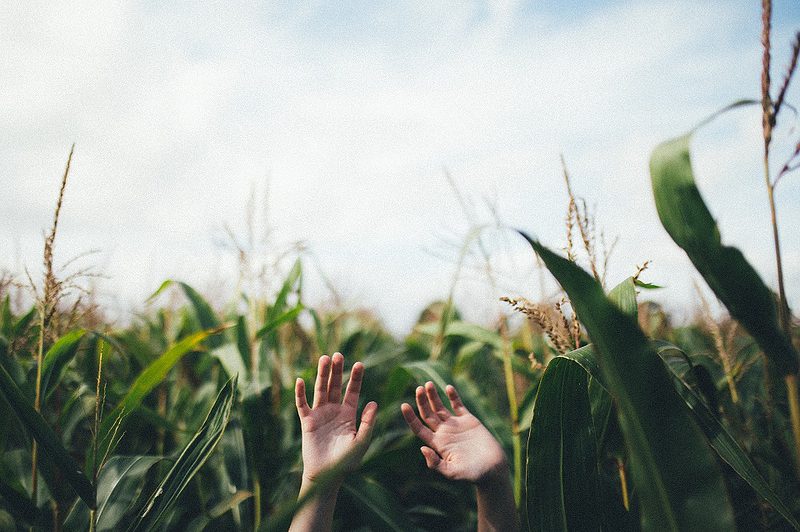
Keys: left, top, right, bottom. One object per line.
{"left": 295, "top": 352, "right": 378, "bottom": 484}
{"left": 401, "top": 382, "right": 508, "bottom": 485}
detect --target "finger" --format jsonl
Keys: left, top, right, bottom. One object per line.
{"left": 343, "top": 361, "right": 365, "bottom": 407}
{"left": 328, "top": 352, "right": 344, "bottom": 403}
{"left": 401, "top": 402, "right": 435, "bottom": 446}
{"left": 313, "top": 355, "right": 331, "bottom": 407}
{"left": 295, "top": 378, "right": 311, "bottom": 418}
{"left": 415, "top": 385, "right": 440, "bottom": 429}
{"left": 425, "top": 381, "right": 451, "bottom": 421}
{"left": 356, "top": 401, "right": 378, "bottom": 444}
{"left": 445, "top": 384, "right": 467, "bottom": 415}
{"left": 420, "top": 446, "right": 443, "bottom": 472}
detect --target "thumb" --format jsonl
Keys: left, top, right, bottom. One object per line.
{"left": 420, "top": 446, "right": 443, "bottom": 472}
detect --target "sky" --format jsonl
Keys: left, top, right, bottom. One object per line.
{"left": 2, "top": 0, "right": 799, "bottom": 334}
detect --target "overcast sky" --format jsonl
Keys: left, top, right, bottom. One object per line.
{"left": 2, "top": 1, "right": 799, "bottom": 334}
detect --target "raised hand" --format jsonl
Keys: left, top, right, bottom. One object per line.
{"left": 400, "top": 381, "right": 507, "bottom": 484}
{"left": 402, "top": 381, "right": 519, "bottom": 531}
{"left": 295, "top": 352, "right": 378, "bottom": 483}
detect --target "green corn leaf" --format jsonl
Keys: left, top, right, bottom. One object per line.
{"left": 149, "top": 280, "right": 224, "bottom": 348}
{"left": 0, "top": 362, "right": 95, "bottom": 508}
{"left": 520, "top": 232, "right": 734, "bottom": 531}
{"left": 255, "top": 303, "right": 303, "bottom": 339}
{"left": 13, "top": 306, "right": 37, "bottom": 338}
{"left": 526, "top": 356, "right": 601, "bottom": 531}
{"left": 560, "top": 341, "right": 800, "bottom": 530}
{"left": 341, "top": 476, "right": 416, "bottom": 531}
{"left": 0, "top": 297, "right": 10, "bottom": 336}
{"left": 655, "top": 342, "right": 800, "bottom": 530}
{"left": 608, "top": 277, "right": 638, "bottom": 319}
{"left": 127, "top": 377, "right": 237, "bottom": 531}
{"left": 97, "top": 328, "right": 224, "bottom": 463}
{"left": 235, "top": 315, "right": 251, "bottom": 371}
{"left": 0, "top": 473, "right": 40, "bottom": 525}
{"left": 650, "top": 133, "right": 798, "bottom": 375}
{"left": 64, "top": 455, "right": 164, "bottom": 531}
{"left": 269, "top": 259, "right": 302, "bottom": 320}
{"left": 40, "top": 329, "right": 87, "bottom": 400}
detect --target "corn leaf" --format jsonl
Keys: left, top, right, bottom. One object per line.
{"left": 656, "top": 342, "right": 800, "bottom": 530}
{"left": 608, "top": 277, "right": 638, "bottom": 319}
{"left": 341, "top": 476, "right": 416, "bottom": 531}
{"left": 521, "top": 233, "right": 734, "bottom": 531}
{"left": 650, "top": 134, "right": 798, "bottom": 375}
{"left": 254, "top": 304, "right": 303, "bottom": 339}
{"left": 41, "top": 329, "right": 87, "bottom": 400}
{"left": 97, "top": 328, "right": 223, "bottom": 463}
{"left": 127, "top": 377, "right": 237, "bottom": 531}
{"left": 525, "top": 356, "right": 601, "bottom": 531}
{"left": 0, "top": 362, "right": 95, "bottom": 508}
{"left": 149, "top": 280, "right": 224, "bottom": 348}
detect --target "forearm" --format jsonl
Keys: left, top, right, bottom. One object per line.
{"left": 475, "top": 462, "right": 519, "bottom": 532}
{"left": 288, "top": 478, "right": 341, "bottom": 532}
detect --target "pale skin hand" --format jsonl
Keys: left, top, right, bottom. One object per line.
{"left": 401, "top": 382, "right": 519, "bottom": 532}
{"left": 289, "top": 353, "right": 378, "bottom": 532}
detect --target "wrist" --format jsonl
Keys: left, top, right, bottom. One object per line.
{"left": 300, "top": 471, "right": 343, "bottom": 497}
{"left": 475, "top": 456, "right": 511, "bottom": 490}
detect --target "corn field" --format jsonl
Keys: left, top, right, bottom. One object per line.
{"left": 2, "top": 5, "right": 800, "bottom": 532}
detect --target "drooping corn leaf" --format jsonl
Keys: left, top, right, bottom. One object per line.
{"left": 521, "top": 233, "right": 734, "bottom": 531}
{"left": 525, "top": 356, "right": 601, "bottom": 531}
{"left": 0, "top": 362, "right": 95, "bottom": 508}
{"left": 127, "top": 377, "right": 237, "bottom": 531}
{"left": 608, "top": 277, "right": 638, "bottom": 319}
{"left": 650, "top": 134, "right": 798, "bottom": 375}
{"left": 40, "top": 329, "right": 87, "bottom": 400}
{"left": 149, "top": 280, "right": 225, "bottom": 348}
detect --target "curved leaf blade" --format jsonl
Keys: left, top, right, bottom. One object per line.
{"left": 650, "top": 134, "right": 797, "bottom": 375}
{"left": 0, "top": 363, "right": 95, "bottom": 508}
{"left": 41, "top": 329, "right": 87, "bottom": 400}
{"left": 521, "top": 233, "right": 734, "bottom": 531}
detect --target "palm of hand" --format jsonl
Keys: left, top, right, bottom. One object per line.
{"left": 294, "top": 353, "right": 378, "bottom": 482}
{"left": 426, "top": 412, "right": 503, "bottom": 483}
{"left": 402, "top": 382, "right": 506, "bottom": 484}
{"left": 301, "top": 403, "right": 360, "bottom": 476}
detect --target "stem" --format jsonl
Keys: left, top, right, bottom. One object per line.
{"left": 766, "top": 181, "right": 790, "bottom": 333}
{"left": 786, "top": 375, "right": 800, "bottom": 476}
{"left": 616, "top": 458, "right": 630, "bottom": 511}
{"left": 253, "top": 476, "right": 262, "bottom": 529}
{"left": 500, "top": 318, "right": 522, "bottom": 506}
{"left": 761, "top": 0, "right": 800, "bottom": 475}
{"left": 31, "top": 307, "right": 45, "bottom": 503}
{"left": 93, "top": 343, "right": 104, "bottom": 481}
